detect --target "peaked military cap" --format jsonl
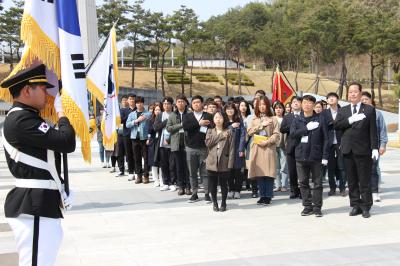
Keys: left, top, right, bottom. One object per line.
{"left": 0, "top": 64, "right": 54, "bottom": 95}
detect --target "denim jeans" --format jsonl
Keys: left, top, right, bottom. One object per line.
{"left": 275, "top": 147, "right": 288, "bottom": 188}
{"left": 257, "top": 176, "right": 274, "bottom": 198}
{"left": 98, "top": 140, "right": 105, "bottom": 163}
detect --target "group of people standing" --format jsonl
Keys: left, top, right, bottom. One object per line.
{"left": 98, "top": 83, "right": 387, "bottom": 217}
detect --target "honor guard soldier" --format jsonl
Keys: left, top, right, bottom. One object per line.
{"left": 1, "top": 64, "right": 76, "bottom": 266}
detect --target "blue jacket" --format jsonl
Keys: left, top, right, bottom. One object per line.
{"left": 126, "top": 110, "right": 151, "bottom": 140}
{"left": 376, "top": 110, "right": 388, "bottom": 149}
{"left": 228, "top": 120, "right": 246, "bottom": 169}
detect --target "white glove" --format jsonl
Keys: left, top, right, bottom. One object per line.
{"left": 306, "top": 121, "right": 319, "bottom": 131}
{"left": 321, "top": 159, "right": 328, "bottom": 166}
{"left": 62, "top": 189, "right": 75, "bottom": 211}
{"left": 348, "top": 113, "right": 366, "bottom": 124}
{"left": 371, "top": 149, "right": 379, "bottom": 161}
{"left": 54, "top": 93, "right": 63, "bottom": 113}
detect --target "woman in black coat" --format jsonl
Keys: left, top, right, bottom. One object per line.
{"left": 147, "top": 102, "right": 163, "bottom": 187}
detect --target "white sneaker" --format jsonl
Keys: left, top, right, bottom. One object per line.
{"left": 128, "top": 174, "right": 135, "bottom": 181}
{"left": 373, "top": 193, "right": 381, "bottom": 202}
{"left": 160, "top": 185, "right": 169, "bottom": 191}
{"left": 227, "top": 191, "right": 234, "bottom": 199}
{"left": 102, "top": 163, "right": 107, "bottom": 168}
{"left": 234, "top": 192, "right": 241, "bottom": 199}
{"left": 154, "top": 180, "right": 160, "bottom": 187}
{"left": 169, "top": 185, "right": 177, "bottom": 192}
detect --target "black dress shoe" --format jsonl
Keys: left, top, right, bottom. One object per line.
{"left": 314, "top": 209, "right": 323, "bottom": 217}
{"left": 328, "top": 189, "right": 336, "bottom": 196}
{"left": 257, "top": 197, "right": 264, "bottom": 205}
{"left": 301, "top": 208, "right": 314, "bottom": 216}
{"left": 264, "top": 197, "right": 271, "bottom": 205}
{"left": 362, "top": 210, "right": 371, "bottom": 218}
{"left": 220, "top": 204, "right": 227, "bottom": 212}
{"left": 213, "top": 203, "right": 219, "bottom": 212}
{"left": 349, "top": 207, "right": 362, "bottom": 216}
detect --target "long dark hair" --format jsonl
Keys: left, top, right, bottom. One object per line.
{"left": 239, "top": 100, "right": 251, "bottom": 118}
{"left": 211, "top": 111, "right": 229, "bottom": 130}
{"left": 223, "top": 103, "right": 241, "bottom": 123}
{"left": 151, "top": 102, "right": 163, "bottom": 122}
{"left": 273, "top": 101, "right": 285, "bottom": 116}
{"left": 255, "top": 96, "right": 273, "bottom": 117}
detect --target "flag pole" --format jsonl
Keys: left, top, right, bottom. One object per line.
{"left": 280, "top": 67, "right": 296, "bottom": 95}
{"left": 85, "top": 20, "right": 119, "bottom": 73}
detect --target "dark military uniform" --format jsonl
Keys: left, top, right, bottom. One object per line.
{"left": 1, "top": 64, "right": 76, "bottom": 266}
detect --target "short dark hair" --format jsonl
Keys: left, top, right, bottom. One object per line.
{"left": 255, "top": 90, "right": 266, "bottom": 96}
{"left": 121, "top": 94, "right": 128, "bottom": 99}
{"left": 302, "top": 95, "right": 316, "bottom": 103}
{"left": 214, "top": 95, "right": 222, "bottom": 101}
{"left": 361, "top": 91, "right": 372, "bottom": 99}
{"left": 326, "top": 92, "right": 339, "bottom": 99}
{"left": 207, "top": 100, "right": 217, "bottom": 107}
{"left": 192, "top": 95, "right": 203, "bottom": 103}
{"left": 315, "top": 100, "right": 324, "bottom": 107}
{"left": 128, "top": 94, "right": 136, "bottom": 99}
{"left": 291, "top": 96, "right": 302, "bottom": 103}
{"left": 135, "top": 96, "right": 144, "bottom": 103}
{"left": 348, "top": 82, "right": 362, "bottom": 91}
{"left": 176, "top": 93, "right": 188, "bottom": 103}
{"left": 162, "top": 96, "right": 174, "bottom": 104}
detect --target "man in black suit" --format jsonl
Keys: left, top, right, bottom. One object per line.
{"left": 334, "top": 82, "right": 378, "bottom": 218}
{"left": 322, "top": 92, "right": 346, "bottom": 196}
{"left": 280, "top": 96, "right": 302, "bottom": 199}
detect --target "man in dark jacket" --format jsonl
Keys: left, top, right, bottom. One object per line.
{"left": 321, "top": 92, "right": 346, "bottom": 196}
{"left": 182, "top": 95, "right": 213, "bottom": 203}
{"left": 290, "top": 95, "right": 329, "bottom": 217}
{"left": 167, "top": 94, "right": 191, "bottom": 196}
{"left": 120, "top": 94, "right": 136, "bottom": 180}
{"left": 280, "top": 96, "right": 302, "bottom": 199}
{"left": 334, "top": 82, "right": 378, "bottom": 218}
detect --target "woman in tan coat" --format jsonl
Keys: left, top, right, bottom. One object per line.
{"left": 205, "top": 111, "right": 235, "bottom": 212}
{"left": 247, "top": 96, "right": 280, "bottom": 205}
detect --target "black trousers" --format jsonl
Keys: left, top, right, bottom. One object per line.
{"left": 123, "top": 135, "right": 134, "bottom": 174}
{"left": 172, "top": 149, "right": 190, "bottom": 189}
{"left": 244, "top": 169, "right": 258, "bottom": 193}
{"left": 286, "top": 153, "right": 300, "bottom": 195}
{"left": 296, "top": 161, "right": 323, "bottom": 210}
{"left": 132, "top": 139, "right": 148, "bottom": 177}
{"left": 343, "top": 152, "right": 373, "bottom": 210}
{"left": 327, "top": 144, "right": 346, "bottom": 191}
{"left": 160, "top": 147, "right": 175, "bottom": 185}
{"left": 228, "top": 168, "right": 242, "bottom": 192}
{"left": 208, "top": 170, "right": 229, "bottom": 206}
{"left": 117, "top": 134, "right": 125, "bottom": 172}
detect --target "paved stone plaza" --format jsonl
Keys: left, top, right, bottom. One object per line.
{"left": 1, "top": 141, "right": 400, "bottom": 266}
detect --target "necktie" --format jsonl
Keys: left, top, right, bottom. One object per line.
{"left": 353, "top": 105, "right": 357, "bottom": 114}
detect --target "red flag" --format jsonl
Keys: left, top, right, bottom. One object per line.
{"left": 272, "top": 67, "right": 296, "bottom": 105}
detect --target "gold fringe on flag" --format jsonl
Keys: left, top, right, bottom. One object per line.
{"left": 101, "top": 116, "right": 121, "bottom": 151}
{"left": 20, "top": 13, "right": 61, "bottom": 78}
{"left": 87, "top": 78, "right": 104, "bottom": 104}
{"left": 62, "top": 91, "right": 92, "bottom": 162}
